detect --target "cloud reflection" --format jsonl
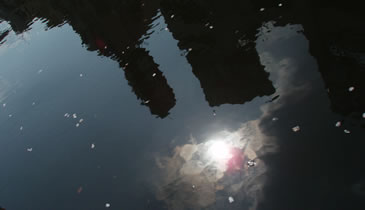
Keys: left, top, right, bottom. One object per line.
{"left": 155, "top": 120, "right": 270, "bottom": 210}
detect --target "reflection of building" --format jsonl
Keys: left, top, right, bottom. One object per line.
{"left": 160, "top": 0, "right": 276, "bottom": 106}
{"left": 0, "top": 0, "right": 176, "bottom": 118}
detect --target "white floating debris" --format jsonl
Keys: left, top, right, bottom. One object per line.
{"left": 32, "top": 102, "right": 36, "bottom": 106}
{"left": 335, "top": 121, "right": 342, "bottom": 127}
{"left": 348, "top": 86, "right": 355, "bottom": 92}
{"left": 209, "top": 25, "right": 214, "bottom": 29}
{"left": 104, "top": 46, "right": 107, "bottom": 49}
{"left": 164, "top": 27, "right": 169, "bottom": 31}
{"left": 91, "top": 143, "right": 95, "bottom": 149}
{"left": 76, "top": 123, "right": 80, "bottom": 127}
{"left": 344, "top": 129, "right": 351, "bottom": 134}
{"left": 144, "top": 100, "right": 150, "bottom": 104}
{"left": 228, "top": 196, "right": 235, "bottom": 203}
{"left": 192, "top": 185, "right": 195, "bottom": 189}
{"left": 73, "top": 113, "right": 77, "bottom": 119}
{"left": 247, "top": 159, "right": 256, "bottom": 167}
{"left": 292, "top": 126, "right": 300, "bottom": 132}
{"left": 278, "top": 3, "right": 283, "bottom": 7}
{"left": 188, "top": 48, "right": 192, "bottom": 52}
{"left": 260, "top": 8, "right": 265, "bottom": 12}
{"left": 2, "top": 103, "right": 6, "bottom": 107}
{"left": 105, "top": 203, "right": 111, "bottom": 208}
{"left": 37, "top": 69, "right": 43, "bottom": 74}
{"left": 80, "top": 74, "right": 83, "bottom": 77}
{"left": 126, "top": 46, "right": 130, "bottom": 49}
{"left": 170, "top": 14, "right": 175, "bottom": 18}
{"left": 27, "top": 148, "right": 33, "bottom": 152}
{"left": 20, "top": 126, "right": 23, "bottom": 131}
{"left": 272, "top": 117, "right": 279, "bottom": 121}
{"left": 152, "top": 73, "right": 157, "bottom": 77}
{"left": 362, "top": 112, "right": 365, "bottom": 119}
{"left": 8, "top": 114, "right": 12, "bottom": 118}
{"left": 79, "top": 119, "right": 84, "bottom": 123}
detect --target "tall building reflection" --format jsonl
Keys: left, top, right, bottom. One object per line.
{"left": 0, "top": 0, "right": 176, "bottom": 118}
{"left": 160, "top": 0, "right": 276, "bottom": 106}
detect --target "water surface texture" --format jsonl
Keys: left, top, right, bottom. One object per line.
{"left": 1, "top": 0, "right": 365, "bottom": 210}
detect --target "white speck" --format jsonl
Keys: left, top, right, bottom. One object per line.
{"left": 79, "top": 118, "right": 84, "bottom": 123}
{"left": 292, "top": 126, "right": 300, "bottom": 132}
{"left": 209, "top": 25, "right": 214, "bottom": 29}
{"left": 205, "top": 22, "right": 210, "bottom": 27}
{"left": 105, "top": 203, "right": 111, "bottom": 208}
{"left": 272, "top": 117, "right": 279, "bottom": 121}
{"left": 188, "top": 48, "right": 192, "bottom": 52}
{"left": 278, "top": 3, "right": 283, "bottom": 7}
{"left": 80, "top": 74, "right": 83, "bottom": 77}
{"left": 125, "top": 63, "right": 129, "bottom": 67}
{"left": 144, "top": 100, "right": 150, "bottom": 104}
{"left": 228, "top": 196, "right": 234, "bottom": 203}
{"left": 363, "top": 113, "right": 365, "bottom": 118}
{"left": 170, "top": 14, "right": 175, "bottom": 18}
{"left": 20, "top": 126, "right": 23, "bottom": 131}
{"left": 76, "top": 123, "right": 80, "bottom": 127}
{"left": 126, "top": 46, "right": 130, "bottom": 49}
{"left": 152, "top": 73, "right": 157, "bottom": 77}
{"left": 348, "top": 86, "right": 355, "bottom": 92}
{"left": 335, "top": 121, "right": 342, "bottom": 127}
{"left": 91, "top": 143, "right": 95, "bottom": 149}
{"left": 247, "top": 159, "right": 256, "bottom": 167}
{"left": 260, "top": 8, "right": 265, "bottom": 12}
{"left": 27, "top": 148, "right": 33, "bottom": 152}
{"left": 104, "top": 46, "right": 107, "bottom": 49}
{"left": 344, "top": 129, "right": 351, "bottom": 134}
{"left": 37, "top": 69, "right": 43, "bottom": 74}
{"left": 2, "top": 103, "right": 6, "bottom": 107}
{"left": 192, "top": 185, "right": 195, "bottom": 189}
{"left": 8, "top": 114, "right": 12, "bottom": 118}
{"left": 164, "top": 27, "right": 169, "bottom": 31}
{"left": 32, "top": 102, "right": 36, "bottom": 106}
{"left": 73, "top": 113, "right": 77, "bottom": 119}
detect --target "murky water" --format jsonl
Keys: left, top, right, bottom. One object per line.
{"left": 1, "top": 1, "right": 365, "bottom": 210}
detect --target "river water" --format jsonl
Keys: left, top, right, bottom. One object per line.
{"left": 1, "top": 1, "right": 365, "bottom": 210}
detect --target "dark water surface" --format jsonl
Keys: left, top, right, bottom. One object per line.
{"left": 1, "top": 1, "right": 365, "bottom": 210}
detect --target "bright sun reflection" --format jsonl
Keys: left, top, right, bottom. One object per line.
{"left": 207, "top": 141, "right": 232, "bottom": 161}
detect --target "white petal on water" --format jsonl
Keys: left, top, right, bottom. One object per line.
{"left": 105, "top": 203, "right": 111, "bottom": 208}
{"left": 335, "top": 121, "right": 342, "bottom": 127}
{"left": 278, "top": 3, "right": 283, "bottom": 7}
{"left": 228, "top": 196, "right": 235, "bottom": 203}
{"left": 188, "top": 48, "right": 192, "bottom": 52}
{"left": 344, "top": 129, "right": 351, "bottom": 134}
{"left": 91, "top": 143, "right": 95, "bottom": 149}
{"left": 152, "top": 73, "right": 156, "bottom": 77}
{"left": 292, "top": 126, "right": 300, "bottom": 132}
{"left": 209, "top": 25, "right": 214, "bottom": 29}
{"left": 348, "top": 86, "right": 355, "bottom": 92}
{"left": 260, "top": 8, "right": 265, "bottom": 12}
{"left": 27, "top": 148, "right": 33, "bottom": 152}
{"left": 76, "top": 123, "right": 80, "bottom": 127}
{"left": 272, "top": 117, "right": 279, "bottom": 121}
{"left": 37, "top": 69, "right": 43, "bottom": 74}
{"left": 73, "top": 113, "right": 77, "bottom": 119}
{"left": 170, "top": 14, "right": 175, "bottom": 18}
{"left": 79, "top": 119, "right": 84, "bottom": 123}
{"left": 144, "top": 100, "right": 150, "bottom": 104}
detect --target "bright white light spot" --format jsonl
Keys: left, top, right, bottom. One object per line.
{"left": 208, "top": 141, "right": 231, "bottom": 161}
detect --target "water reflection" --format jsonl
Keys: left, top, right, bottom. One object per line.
{"left": 0, "top": 0, "right": 365, "bottom": 210}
